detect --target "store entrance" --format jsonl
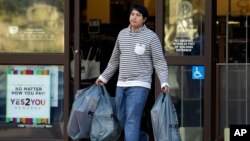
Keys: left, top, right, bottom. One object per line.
{"left": 69, "top": 0, "right": 157, "bottom": 140}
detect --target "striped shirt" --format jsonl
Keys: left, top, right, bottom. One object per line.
{"left": 99, "top": 25, "right": 169, "bottom": 89}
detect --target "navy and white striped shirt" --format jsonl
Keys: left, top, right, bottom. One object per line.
{"left": 99, "top": 25, "right": 169, "bottom": 89}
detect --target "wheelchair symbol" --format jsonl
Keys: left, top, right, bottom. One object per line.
{"left": 193, "top": 67, "right": 202, "bottom": 78}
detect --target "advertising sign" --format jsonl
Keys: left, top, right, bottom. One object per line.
{"left": 14, "top": 66, "right": 59, "bottom": 107}
{"left": 6, "top": 69, "right": 51, "bottom": 124}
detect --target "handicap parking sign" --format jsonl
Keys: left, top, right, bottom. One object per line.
{"left": 192, "top": 66, "right": 204, "bottom": 79}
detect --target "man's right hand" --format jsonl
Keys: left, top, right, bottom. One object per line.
{"left": 95, "top": 78, "right": 104, "bottom": 85}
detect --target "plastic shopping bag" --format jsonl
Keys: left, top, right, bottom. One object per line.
{"left": 151, "top": 93, "right": 181, "bottom": 141}
{"left": 90, "top": 85, "right": 121, "bottom": 141}
{"left": 67, "top": 84, "right": 101, "bottom": 140}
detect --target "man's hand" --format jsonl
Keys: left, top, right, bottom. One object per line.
{"left": 95, "top": 78, "right": 104, "bottom": 85}
{"left": 161, "top": 86, "right": 170, "bottom": 94}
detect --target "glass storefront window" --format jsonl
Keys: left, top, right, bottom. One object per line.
{"left": 0, "top": 0, "right": 64, "bottom": 53}
{"left": 0, "top": 65, "right": 64, "bottom": 139}
{"left": 218, "top": 64, "right": 250, "bottom": 136}
{"left": 169, "top": 65, "right": 204, "bottom": 140}
{"left": 164, "top": 0, "right": 205, "bottom": 56}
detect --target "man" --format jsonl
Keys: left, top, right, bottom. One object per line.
{"left": 96, "top": 4, "right": 169, "bottom": 141}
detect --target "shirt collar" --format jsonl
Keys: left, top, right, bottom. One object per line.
{"left": 129, "top": 24, "right": 146, "bottom": 33}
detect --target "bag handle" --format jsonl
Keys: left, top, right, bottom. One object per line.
{"left": 161, "top": 92, "right": 166, "bottom": 103}
{"left": 80, "top": 46, "right": 92, "bottom": 60}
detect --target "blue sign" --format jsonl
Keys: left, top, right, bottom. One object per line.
{"left": 192, "top": 66, "right": 204, "bottom": 79}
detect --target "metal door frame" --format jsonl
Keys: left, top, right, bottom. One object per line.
{"left": 155, "top": 0, "right": 216, "bottom": 141}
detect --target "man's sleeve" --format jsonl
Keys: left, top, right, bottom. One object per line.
{"left": 151, "top": 35, "right": 169, "bottom": 88}
{"left": 99, "top": 39, "right": 120, "bottom": 83}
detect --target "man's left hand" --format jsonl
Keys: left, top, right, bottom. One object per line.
{"left": 161, "top": 86, "right": 170, "bottom": 94}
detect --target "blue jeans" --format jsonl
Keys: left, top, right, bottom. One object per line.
{"left": 115, "top": 86, "right": 150, "bottom": 141}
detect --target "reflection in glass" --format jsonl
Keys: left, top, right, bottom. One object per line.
{"left": 219, "top": 64, "right": 249, "bottom": 136}
{"left": 0, "top": 0, "right": 64, "bottom": 53}
{"left": 164, "top": 0, "right": 205, "bottom": 56}
{"left": 0, "top": 65, "right": 64, "bottom": 139}
{"left": 168, "top": 65, "right": 204, "bottom": 140}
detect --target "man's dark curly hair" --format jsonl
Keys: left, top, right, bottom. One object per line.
{"left": 130, "top": 4, "right": 148, "bottom": 20}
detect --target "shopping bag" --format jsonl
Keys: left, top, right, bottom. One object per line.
{"left": 88, "top": 48, "right": 100, "bottom": 79}
{"left": 67, "top": 84, "right": 101, "bottom": 140}
{"left": 70, "top": 59, "right": 90, "bottom": 80}
{"left": 90, "top": 85, "right": 121, "bottom": 141}
{"left": 70, "top": 46, "right": 96, "bottom": 80}
{"left": 150, "top": 93, "right": 181, "bottom": 141}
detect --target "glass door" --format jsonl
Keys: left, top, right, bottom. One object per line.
{"left": 156, "top": 0, "right": 215, "bottom": 141}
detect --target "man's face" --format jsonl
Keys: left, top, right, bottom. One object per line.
{"left": 129, "top": 9, "right": 146, "bottom": 29}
